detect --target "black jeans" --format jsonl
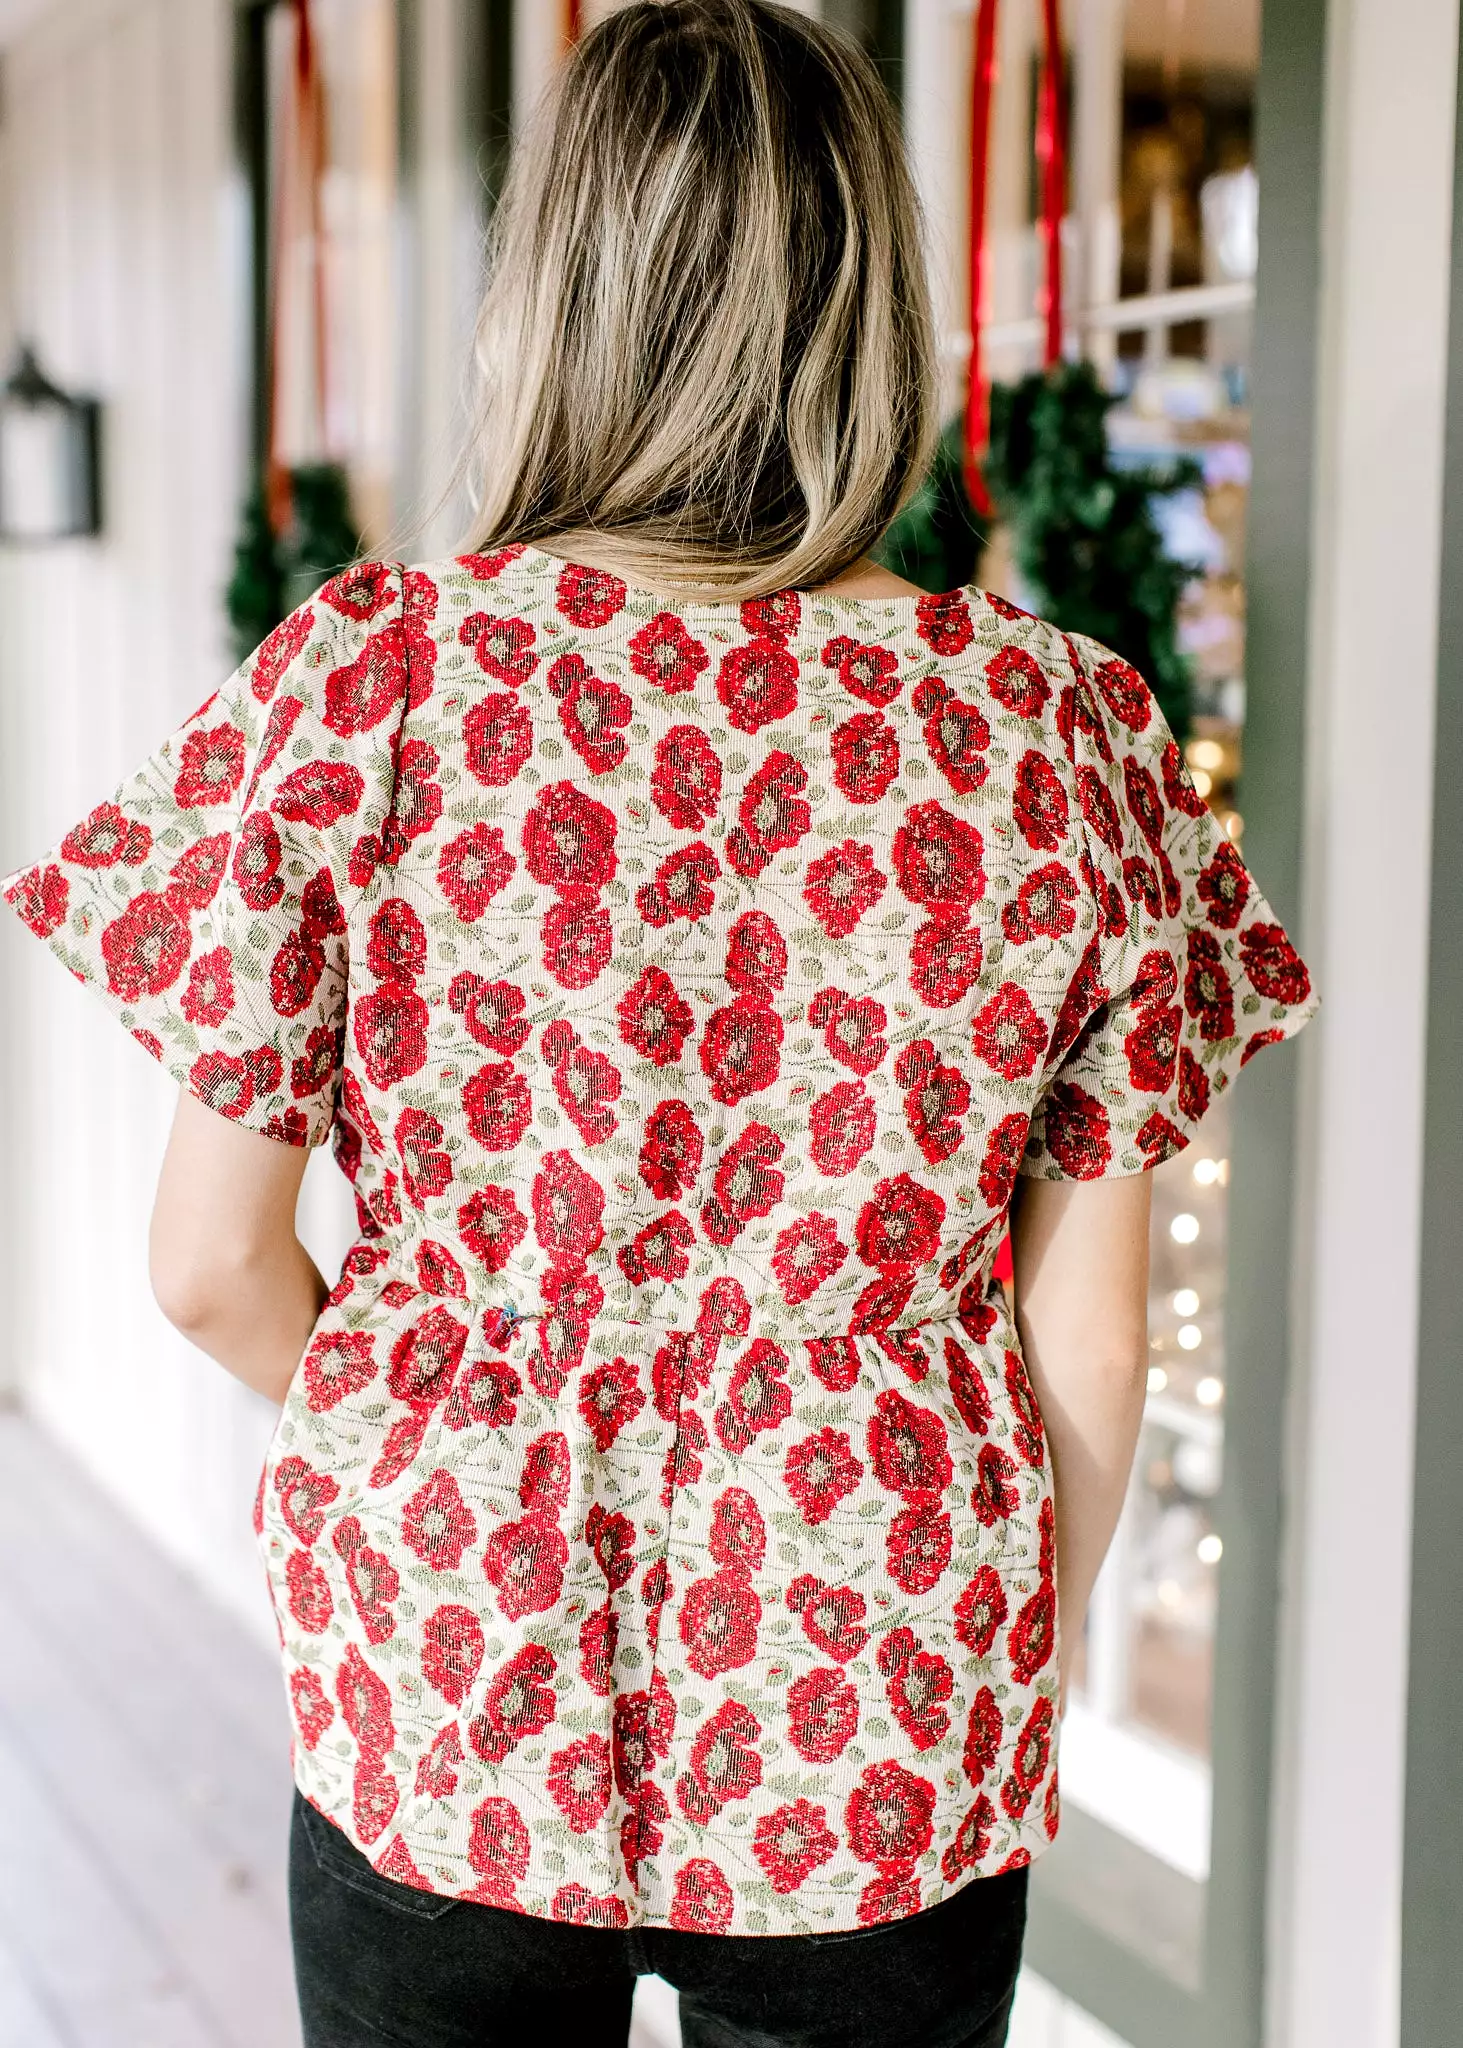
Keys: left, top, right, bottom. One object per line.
{"left": 289, "top": 1788, "right": 1028, "bottom": 2048}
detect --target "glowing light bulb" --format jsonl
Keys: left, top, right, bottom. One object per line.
{"left": 1197, "top": 1533, "right": 1223, "bottom": 1565}
{"left": 1177, "top": 1324, "right": 1202, "bottom": 1351}
{"left": 1193, "top": 1157, "right": 1220, "bottom": 1186}
{"left": 1171, "top": 1212, "right": 1200, "bottom": 1244}
{"left": 1196, "top": 1376, "right": 1224, "bottom": 1407}
{"left": 1173, "top": 1288, "right": 1200, "bottom": 1316}
{"left": 1147, "top": 1366, "right": 1168, "bottom": 1394}
{"left": 1226, "top": 811, "right": 1244, "bottom": 840}
{"left": 1189, "top": 738, "right": 1225, "bottom": 773}
{"left": 1190, "top": 767, "right": 1213, "bottom": 799}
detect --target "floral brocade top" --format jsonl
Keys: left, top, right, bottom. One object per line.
{"left": 2, "top": 544, "right": 1316, "bottom": 1936}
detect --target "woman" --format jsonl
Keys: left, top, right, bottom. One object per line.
{"left": 0, "top": 5, "right": 1317, "bottom": 2044}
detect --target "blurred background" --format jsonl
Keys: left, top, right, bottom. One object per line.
{"left": 0, "top": 2, "right": 1456, "bottom": 2046}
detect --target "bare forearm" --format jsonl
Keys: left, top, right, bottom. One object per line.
{"left": 153, "top": 1235, "right": 329, "bottom": 1405}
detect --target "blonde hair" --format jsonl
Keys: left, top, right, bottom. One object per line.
{"left": 453, "top": 0, "right": 937, "bottom": 600}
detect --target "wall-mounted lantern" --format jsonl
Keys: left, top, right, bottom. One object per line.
{"left": 0, "top": 345, "right": 102, "bottom": 543}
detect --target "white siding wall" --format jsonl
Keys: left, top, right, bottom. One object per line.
{"left": 0, "top": 0, "right": 355, "bottom": 1644}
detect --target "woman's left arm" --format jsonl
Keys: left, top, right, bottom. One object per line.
{"left": 148, "top": 1089, "right": 330, "bottom": 1406}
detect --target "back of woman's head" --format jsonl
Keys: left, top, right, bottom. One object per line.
{"left": 458, "top": 0, "right": 937, "bottom": 598}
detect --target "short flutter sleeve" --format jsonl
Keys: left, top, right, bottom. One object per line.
{"left": 1, "top": 563, "right": 411, "bottom": 1146}
{"left": 1019, "top": 632, "right": 1319, "bottom": 1182}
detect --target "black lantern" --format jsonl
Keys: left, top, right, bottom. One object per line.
{"left": 0, "top": 345, "right": 102, "bottom": 543}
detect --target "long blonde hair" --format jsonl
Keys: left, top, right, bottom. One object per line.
{"left": 454, "top": 0, "right": 937, "bottom": 599}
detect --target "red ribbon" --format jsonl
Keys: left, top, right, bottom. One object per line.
{"left": 964, "top": 0, "right": 1067, "bottom": 518}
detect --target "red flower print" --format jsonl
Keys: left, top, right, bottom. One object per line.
{"left": 1162, "top": 735, "right": 1210, "bottom": 816}
{"left": 482, "top": 1511, "right": 568, "bottom": 1620}
{"left": 320, "top": 629, "right": 408, "bottom": 737}
{"left": 945, "top": 1338, "right": 993, "bottom": 1436}
{"left": 742, "top": 590, "right": 801, "bottom": 639}
{"left": 337, "top": 1642, "right": 396, "bottom": 1753}
{"left": 1043, "top": 1081, "right": 1112, "bottom": 1178}
{"left": 629, "top": 612, "right": 709, "bottom": 693}
{"left": 822, "top": 634, "right": 901, "bottom": 705}
{"left": 552, "top": 1886, "right": 628, "bottom": 1928}
{"left": 1050, "top": 937, "right": 1107, "bottom": 1064}
{"left": 909, "top": 915, "right": 983, "bottom": 1008}
{"left": 367, "top": 1411, "right": 429, "bottom": 1489}
{"left": 808, "top": 1079, "right": 876, "bottom": 1177}
{"left": 639, "top": 1098, "right": 704, "bottom": 1199}
{"left": 414, "top": 1722, "right": 463, "bottom": 1801}
{"left": 466, "top": 1795, "right": 531, "bottom": 1901}
{"left": 985, "top": 645, "right": 1052, "bottom": 717}
{"left": 844, "top": 1760, "right": 936, "bottom": 1864}
{"left": 177, "top": 946, "right": 234, "bottom": 1029}
{"left": 669, "top": 1860, "right": 735, "bottom": 1934}
{"left": 916, "top": 591, "right": 974, "bottom": 657}
{"left": 1121, "top": 756, "right": 1165, "bottom": 854}
{"left": 273, "top": 757, "right": 365, "bottom": 826}
{"left": 708, "top": 1486, "right": 766, "bottom": 1571}
{"left": 962, "top": 1686, "right": 1004, "bottom": 1788}
{"left": 533, "top": 1151, "right": 605, "bottom": 1259}
{"left": 1124, "top": 1002, "right": 1180, "bottom": 1094}
{"left": 716, "top": 636, "right": 799, "bottom": 732}
{"left": 865, "top": 1388, "right": 952, "bottom": 1499}
{"left": 354, "top": 985, "right": 430, "bottom": 1087}
{"left": 942, "top": 1795, "right": 997, "bottom": 1881}
{"left": 954, "top": 1566, "right": 1010, "bottom": 1655}
{"left": 547, "top": 1733, "right": 613, "bottom": 1833}
{"left": 101, "top": 893, "right": 190, "bottom": 1001}
{"left": 971, "top": 1443, "right": 1021, "bottom": 1528}
{"left": 1056, "top": 669, "right": 1114, "bottom": 764}
{"left": 416, "top": 1239, "right": 466, "bottom": 1297}
{"left": 893, "top": 1039, "right": 969, "bottom": 1164}
{"left": 456, "top": 1185, "right": 527, "bottom": 1273}
{"left": 578, "top": 1356, "right": 645, "bottom": 1453}
{"left": 448, "top": 973, "right": 529, "bottom": 1053}
{"left": 289, "top": 1668, "right": 335, "bottom": 1750}
{"left": 788, "top": 1576, "right": 870, "bottom": 1663}
{"left": 395, "top": 1107, "right": 452, "bottom": 1207}
{"left": 881, "top": 1633, "right": 954, "bottom": 1749}
{"left": 617, "top": 964, "right": 695, "bottom": 1068}
{"left": 545, "top": 1026, "right": 622, "bottom": 1146}
{"left": 519, "top": 1431, "right": 572, "bottom": 1514}
{"left": 1124, "top": 855, "right": 1162, "bottom": 918}
{"left": 677, "top": 1699, "right": 764, "bottom": 1821}
{"left": 725, "top": 910, "right": 788, "bottom": 997}
{"left": 714, "top": 1338, "right": 792, "bottom": 1452}
{"left": 459, "top": 610, "right": 538, "bottom": 685}
{"left": 586, "top": 1503, "right": 637, "bottom": 1593}
{"left": 1008, "top": 1577, "right": 1056, "bottom": 1685}
{"left": 463, "top": 1060, "right": 532, "bottom": 1151}
{"left": 384, "top": 1305, "right": 467, "bottom": 1409}
{"left": 61, "top": 800, "right": 151, "bottom": 868}
{"left": 810, "top": 988, "right": 888, "bottom": 1073}
{"left": 1185, "top": 930, "right": 1236, "bottom": 1040}
{"left": 637, "top": 841, "right": 720, "bottom": 926}
{"left": 174, "top": 718, "right": 246, "bottom": 808}
{"left": 650, "top": 725, "right": 722, "bottom": 829}
{"left": 1004, "top": 1350, "right": 1046, "bottom": 1466}
{"left": 1240, "top": 921, "right": 1312, "bottom": 1004}
{"left": 771, "top": 1214, "right": 848, "bottom": 1305}
{"left": 555, "top": 562, "right": 626, "bottom": 628}
{"left": 970, "top": 984, "right": 1048, "bottom": 1081}
{"left": 678, "top": 1569, "right": 762, "bottom": 1677}
{"left": 1194, "top": 841, "right": 1250, "bottom": 928}
{"left": 463, "top": 692, "right": 533, "bottom": 787}
{"left": 352, "top": 1755, "right": 400, "bottom": 1845}
{"left": 233, "top": 811, "right": 283, "bottom": 910}
{"left": 319, "top": 563, "right": 394, "bottom": 621}
{"left": 270, "top": 927, "right": 326, "bottom": 1015}
{"left": 850, "top": 1267, "right": 918, "bottom": 1333}
{"left": 923, "top": 690, "right": 991, "bottom": 794}
{"left": 579, "top": 1602, "right": 617, "bottom": 1698}
{"left": 275, "top": 1455, "right": 341, "bottom": 1542}
{"left": 1092, "top": 656, "right": 1151, "bottom": 730}
{"left": 1177, "top": 1044, "right": 1210, "bottom": 1125}
{"left": 165, "top": 834, "right": 231, "bottom": 914}
{"left": 1077, "top": 766, "right": 1123, "bottom": 855}
{"left": 805, "top": 1337, "right": 861, "bottom": 1391}
{"left": 542, "top": 894, "right": 614, "bottom": 989}
{"left": 855, "top": 1174, "right": 946, "bottom": 1270}
{"left": 784, "top": 1428, "right": 863, "bottom": 1524}
{"left": 250, "top": 604, "right": 317, "bottom": 701}
{"left": 857, "top": 1864, "right": 922, "bottom": 1927}
{"left": 286, "top": 1547, "right": 333, "bottom": 1632}
{"left": 787, "top": 1666, "right": 860, "bottom": 1761}
{"left": 420, "top": 1604, "right": 485, "bottom": 1706}
{"left": 887, "top": 1500, "right": 952, "bottom": 1593}
{"left": 442, "top": 1354, "right": 520, "bottom": 1434}
{"left": 699, "top": 997, "right": 783, "bottom": 1106}
{"left": 522, "top": 782, "right": 617, "bottom": 894}
{"left": 892, "top": 802, "right": 986, "bottom": 915}
{"left": 617, "top": 1209, "right": 695, "bottom": 1286}
{"left": 401, "top": 1469, "right": 477, "bottom": 1570}
{"left": 803, "top": 840, "right": 886, "bottom": 938}
{"left": 728, "top": 751, "right": 811, "bottom": 876}
{"left": 387, "top": 736, "right": 444, "bottom": 849}
{"left": 1001, "top": 861, "right": 1081, "bottom": 944}
{"left": 438, "top": 824, "right": 515, "bottom": 921}
{"left": 831, "top": 712, "right": 900, "bottom": 803}
{"left": 753, "top": 1800, "right": 838, "bottom": 1895}
{"left": 1013, "top": 749, "right": 1070, "bottom": 851}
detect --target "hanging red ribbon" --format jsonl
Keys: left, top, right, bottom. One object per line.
{"left": 266, "top": 0, "right": 331, "bottom": 535}
{"left": 964, "top": 0, "right": 1067, "bottom": 518}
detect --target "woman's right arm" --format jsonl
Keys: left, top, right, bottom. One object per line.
{"left": 1009, "top": 1171, "right": 1153, "bottom": 1712}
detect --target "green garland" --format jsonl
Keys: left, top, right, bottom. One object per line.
{"left": 877, "top": 361, "right": 1202, "bottom": 736}
{"left": 225, "top": 461, "right": 363, "bottom": 665}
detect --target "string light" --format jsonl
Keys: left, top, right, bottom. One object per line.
{"left": 1188, "top": 738, "right": 1225, "bottom": 772}
{"left": 1147, "top": 1366, "right": 1168, "bottom": 1393}
{"left": 1173, "top": 1288, "right": 1200, "bottom": 1315}
{"left": 1177, "top": 1324, "right": 1202, "bottom": 1350}
{"left": 1171, "top": 1212, "right": 1200, "bottom": 1244}
{"left": 1196, "top": 1376, "right": 1224, "bottom": 1407}
{"left": 1193, "top": 1157, "right": 1221, "bottom": 1185}
{"left": 1197, "top": 1533, "right": 1223, "bottom": 1564}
